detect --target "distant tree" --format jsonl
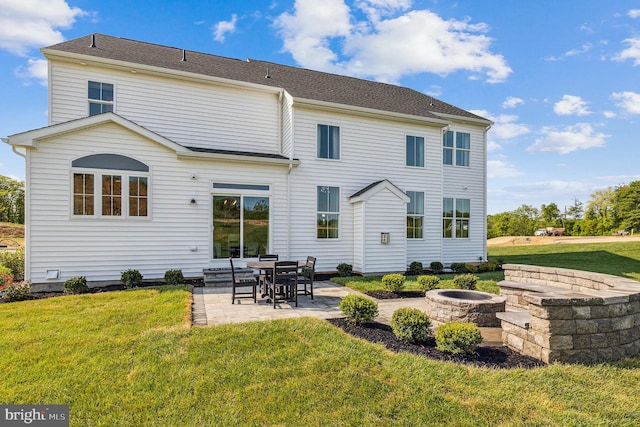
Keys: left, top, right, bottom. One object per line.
{"left": 614, "top": 181, "right": 640, "bottom": 233}
{"left": 584, "top": 187, "right": 616, "bottom": 235}
{"left": 0, "top": 175, "right": 24, "bottom": 224}
{"left": 487, "top": 204, "right": 539, "bottom": 238}
{"left": 566, "top": 198, "right": 584, "bottom": 220}
{"left": 540, "top": 202, "right": 562, "bottom": 227}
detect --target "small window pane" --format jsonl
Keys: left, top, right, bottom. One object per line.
{"left": 443, "top": 148, "right": 453, "bottom": 165}
{"left": 443, "top": 198, "right": 453, "bottom": 218}
{"left": 317, "top": 213, "right": 339, "bottom": 238}
{"left": 443, "top": 219, "right": 453, "bottom": 238}
{"left": 443, "top": 131, "right": 454, "bottom": 148}
{"left": 102, "top": 83, "right": 114, "bottom": 102}
{"left": 73, "top": 173, "right": 94, "bottom": 215}
{"left": 456, "top": 199, "right": 470, "bottom": 218}
{"left": 456, "top": 132, "right": 470, "bottom": 149}
{"left": 88, "top": 81, "right": 101, "bottom": 100}
{"left": 406, "top": 137, "right": 415, "bottom": 166}
{"left": 317, "top": 124, "right": 340, "bottom": 159}
{"left": 407, "top": 191, "right": 424, "bottom": 215}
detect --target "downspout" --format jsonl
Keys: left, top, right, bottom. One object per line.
{"left": 439, "top": 124, "right": 450, "bottom": 265}
{"left": 483, "top": 124, "right": 492, "bottom": 261}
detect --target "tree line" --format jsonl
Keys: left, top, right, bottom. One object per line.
{"left": 487, "top": 181, "right": 640, "bottom": 238}
{"left": 0, "top": 175, "right": 25, "bottom": 224}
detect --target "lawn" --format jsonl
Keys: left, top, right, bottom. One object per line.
{"left": 1, "top": 285, "right": 639, "bottom": 426}
{"left": 488, "top": 241, "right": 640, "bottom": 281}
{"left": 332, "top": 272, "right": 502, "bottom": 294}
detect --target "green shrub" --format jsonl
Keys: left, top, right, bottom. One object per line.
{"left": 382, "top": 273, "right": 405, "bottom": 292}
{"left": 429, "top": 261, "right": 444, "bottom": 274}
{"left": 0, "top": 247, "right": 24, "bottom": 281}
{"left": 482, "top": 261, "right": 499, "bottom": 272}
{"left": 435, "top": 321, "right": 483, "bottom": 354}
{"left": 338, "top": 294, "right": 378, "bottom": 325}
{"left": 390, "top": 308, "right": 432, "bottom": 343}
{"left": 417, "top": 275, "right": 440, "bottom": 292}
{"left": 336, "top": 263, "right": 353, "bottom": 277}
{"left": 453, "top": 274, "right": 478, "bottom": 290}
{"left": 164, "top": 269, "right": 184, "bottom": 285}
{"left": 450, "top": 262, "right": 467, "bottom": 273}
{"left": 464, "top": 263, "right": 479, "bottom": 273}
{"left": 121, "top": 269, "right": 143, "bottom": 288}
{"left": 408, "top": 261, "right": 423, "bottom": 276}
{"left": 3, "top": 280, "right": 32, "bottom": 302}
{"left": 0, "top": 265, "right": 13, "bottom": 288}
{"left": 63, "top": 276, "right": 89, "bottom": 295}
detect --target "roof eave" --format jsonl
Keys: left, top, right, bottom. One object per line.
{"left": 432, "top": 112, "right": 494, "bottom": 126}
{"left": 291, "top": 97, "right": 449, "bottom": 127}
{"left": 177, "top": 150, "right": 301, "bottom": 167}
{"left": 41, "top": 48, "right": 283, "bottom": 96}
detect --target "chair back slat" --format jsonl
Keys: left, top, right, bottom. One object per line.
{"left": 259, "top": 254, "right": 279, "bottom": 261}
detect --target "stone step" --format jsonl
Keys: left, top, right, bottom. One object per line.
{"left": 496, "top": 311, "right": 530, "bottom": 329}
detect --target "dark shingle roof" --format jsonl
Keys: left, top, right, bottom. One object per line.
{"left": 185, "top": 146, "right": 293, "bottom": 161}
{"left": 43, "top": 34, "right": 489, "bottom": 123}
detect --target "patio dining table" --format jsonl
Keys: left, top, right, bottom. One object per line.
{"left": 246, "top": 260, "right": 305, "bottom": 303}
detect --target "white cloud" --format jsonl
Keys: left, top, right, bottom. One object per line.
{"left": 502, "top": 96, "right": 524, "bottom": 109}
{"left": 603, "top": 111, "right": 616, "bottom": 118}
{"left": 274, "top": 0, "right": 511, "bottom": 83}
{"left": 629, "top": 9, "right": 640, "bottom": 19}
{"left": 613, "top": 38, "right": 640, "bottom": 65}
{"left": 487, "top": 158, "right": 523, "bottom": 179}
{"left": 565, "top": 42, "right": 593, "bottom": 57}
{"left": 470, "top": 110, "right": 530, "bottom": 140}
{"left": 554, "top": 95, "right": 591, "bottom": 116}
{"left": 14, "top": 58, "right": 48, "bottom": 85}
{"left": 611, "top": 91, "right": 640, "bottom": 114}
{"left": 528, "top": 123, "right": 608, "bottom": 154}
{"left": 212, "top": 14, "right": 239, "bottom": 42}
{"left": 0, "top": 0, "right": 87, "bottom": 56}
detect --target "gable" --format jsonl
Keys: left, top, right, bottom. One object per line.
{"left": 349, "top": 179, "right": 410, "bottom": 204}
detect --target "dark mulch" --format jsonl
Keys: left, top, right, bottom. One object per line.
{"left": 327, "top": 318, "right": 544, "bottom": 369}
{"left": 365, "top": 290, "right": 425, "bottom": 299}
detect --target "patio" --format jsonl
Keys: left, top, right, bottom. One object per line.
{"left": 191, "top": 281, "right": 502, "bottom": 345}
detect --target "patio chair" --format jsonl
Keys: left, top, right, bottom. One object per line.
{"left": 268, "top": 260, "right": 298, "bottom": 308}
{"left": 257, "top": 254, "right": 278, "bottom": 297}
{"left": 297, "top": 256, "right": 316, "bottom": 299}
{"left": 230, "top": 258, "right": 257, "bottom": 304}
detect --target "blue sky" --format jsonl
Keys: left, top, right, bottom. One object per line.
{"left": 1, "top": 0, "right": 639, "bottom": 214}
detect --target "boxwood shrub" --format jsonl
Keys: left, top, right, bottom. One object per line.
{"left": 390, "top": 308, "right": 432, "bottom": 343}
{"left": 453, "top": 273, "right": 478, "bottom": 290}
{"left": 338, "top": 294, "right": 378, "bottom": 325}
{"left": 450, "top": 262, "right": 467, "bottom": 274}
{"left": 121, "top": 269, "right": 143, "bottom": 288}
{"left": 435, "top": 321, "right": 483, "bottom": 354}
{"left": 63, "top": 276, "right": 89, "bottom": 295}
{"left": 164, "top": 269, "right": 184, "bottom": 285}
{"left": 417, "top": 275, "right": 440, "bottom": 292}
{"left": 408, "top": 261, "right": 423, "bottom": 276}
{"left": 382, "top": 273, "right": 406, "bottom": 292}
{"left": 336, "top": 263, "right": 353, "bottom": 277}
{"left": 429, "top": 261, "right": 443, "bottom": 274}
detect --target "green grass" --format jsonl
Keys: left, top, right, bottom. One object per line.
{"left": 332, "top": 272, "right": 503, "bottom": 295}
{"left": 3, "top": 285, "right": 639, "bottom": 426}
{"left": 488, "top": 241, "right": 640, "bottom": 281}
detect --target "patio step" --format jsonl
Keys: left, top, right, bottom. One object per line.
{"left": 203, "top": 267, "right": 255, "bottom": 287}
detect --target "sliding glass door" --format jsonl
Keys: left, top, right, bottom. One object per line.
{"left": 213, "top": 195, "right": 269, "bottom": 259}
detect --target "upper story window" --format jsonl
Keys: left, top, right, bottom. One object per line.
{"left": 406, "top": 135, "right": 424, "bottom": 167}
{"left": 443, "top": 131, "right": 471, "bottom": 167}
{"left": 88, "top": 81, "right": 114, "bottom": 116}
{"left": 317, "top": 186, "right": 340, "bottom": 239}
{"left": 317, "top": 124, "right": 340, "bottom": 160}
{"left": 406, "top": 191, "right": 424, "bottom": 239}
{"left": 443, "top": 198, "right": 470, "bottom": 238}
{"left": 71, "top": 154, "right": 149, "bottom": 219}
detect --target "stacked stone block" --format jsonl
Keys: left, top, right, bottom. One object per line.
{"left": 497, "top": 264, "right": 640, "bottom": 364}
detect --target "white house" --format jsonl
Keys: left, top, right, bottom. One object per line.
{"left": 4, "top": 34, "right": 492, "bottom": 288}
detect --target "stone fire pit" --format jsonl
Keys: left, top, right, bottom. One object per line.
{"left": 425, "top": 289, "right": 506, "bottom": 327}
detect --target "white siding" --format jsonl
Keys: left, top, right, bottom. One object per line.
{"left": 26, "top": 122, "right": 289, "bottom": 283}
{"left": 352, "top": 202, "right": 364, "bottom": 272}
{"left": 360, "top": 190, "right": 407, "bottom": 274}
{"left": 49, "top": 62, "right": 281, "bottom": 154}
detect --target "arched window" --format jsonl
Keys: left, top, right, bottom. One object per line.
{"left": 71, "top": 154, "right": 149, "bottom": 218}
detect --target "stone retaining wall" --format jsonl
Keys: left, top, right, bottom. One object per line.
{"left": 498, "top": 264, "right": 640, "bottom": 364}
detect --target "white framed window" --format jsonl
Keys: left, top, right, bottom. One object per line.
{"left": 88, "top": 81, "right": 114, "bottom": 116}
{"left": 317, "top": 124, "right": 340, "bottom": 160}
{"left": 71, "top": 154, "right": 149, "bottom": 219}
{"left": 317, "top": 186, "right": 340, "bottom": 239}
{"left": 406, "top": 191, "right": 424, "bottom": 239}
{"left": 443, "top": 131, "right": 470, "bottom": 167}
{"left": 406, "top": 135, "right": 424, "bottom": 167}
{"left": 443, "top": 198, "right": 470, "bottom": 238}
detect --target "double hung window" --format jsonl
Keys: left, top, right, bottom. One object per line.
{"left": 317, "top": 186, "right": 340, "bottom": 239}
{"left": 406, "top": 135, "right": 424, "bottom": 167}
{"left": 443, "top": 198, "right": 470, "bottom": 238}
{"left": 406, "top": 191, "right": 424, "bottom": 239}
{"left": 443, "top": 131, "right": 471, "bottom": 167}
{"left": 88, "top": 81, "right": 114, "bottom": 116}
{"left": 317, "top": 124, "right": 340, "bottom": 160}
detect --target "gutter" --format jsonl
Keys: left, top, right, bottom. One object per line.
{"left": 2, "top": 137, "right": 26, "bottom": 158}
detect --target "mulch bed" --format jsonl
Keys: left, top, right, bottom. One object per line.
{"left": 365, "top": 290, "right": 425, "bottom": 299}
{"left": 327, "top": 318, "right": 544, "bottom": 369}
